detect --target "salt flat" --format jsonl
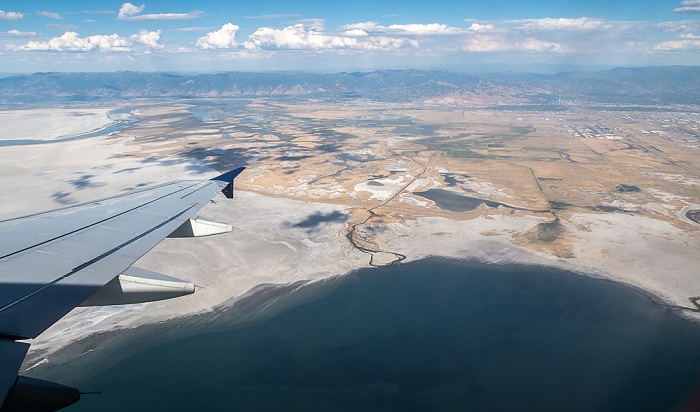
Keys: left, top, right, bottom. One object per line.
{"left": 1, "top": 102, "right": 698, "bottom": 377}
{"left": 0, "top": 108, "right": 114, "bottom": 141}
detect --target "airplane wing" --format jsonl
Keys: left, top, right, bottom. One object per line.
{"left": 0, "top": 166, "right": 244, "bottom": 412}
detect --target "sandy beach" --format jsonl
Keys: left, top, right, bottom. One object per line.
{"left": 1, "top": 106, "right": 698, "bottom": 379}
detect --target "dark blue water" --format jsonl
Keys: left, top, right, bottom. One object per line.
{"left": 64, "top": 258, "right": 700, "bottom": 411}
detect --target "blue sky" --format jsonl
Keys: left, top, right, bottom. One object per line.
{"left": 0, "top": 0, "right": 698, "bottom": 73}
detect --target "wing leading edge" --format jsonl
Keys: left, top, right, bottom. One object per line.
{"left": 0, "top": 167, "right": 244, "bottom": 412}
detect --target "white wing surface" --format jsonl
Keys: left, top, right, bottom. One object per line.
{"left": 0, "top": 167, "right": 244, "bottom": 412}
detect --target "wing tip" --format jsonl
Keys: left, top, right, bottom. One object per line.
{"left": 211, "top": 167, "right": 245, "bottom": 199}
{"left": 211, "top": 166, "right": 246, "bottom": 183}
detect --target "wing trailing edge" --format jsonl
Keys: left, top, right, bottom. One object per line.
{"left": 0, "top": 167, "right": 245, "bottom": 411}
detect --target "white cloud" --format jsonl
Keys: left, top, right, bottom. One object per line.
{"left": 519, "top": 38, "right": 567, "bottom": 52}
{"left": 81, "top": 10, "right": 115, "bottom": 15}
{"left": 129, "top": 11, "right": 203, "bottom": 20}
{"left": 2, "top": 30, "right": 38, "bottom": 37}
{"left": 292, "top": 19, "right": 326, "bottom": 32}
{"left": 515, "top": 17, "right": 609, "bottom": 31}
{"left": 118, "top": 3, "right": 144, "bottom": 19}
{"left": 196, "top": 23, "right": 239, "bottom": 49}
{"left": 244, "top": 24, "right": 358, "bottom": 50}
{"left": 462, "top": 35, "right": 506, "bottom": 52}
{"left": 653, "top": 29, "right": 700, "bottom": 50}
{"left": 362, "top": 36, "right": 419, "bottom": 50}
{"left": 6, "top": 32, "right": 131, "bottom": 52}
{"left": 243, "top": 24, "right": 419, "bottom": 51}
{"left": 118, "top": 2, "right": 202, "bottom": 20}
{"left": 37, "top": 11, "right": 63, "bottom": 20}
{"left": 653, "top": 39, "right": 700, "bottom": 50}
{"left": 387, "top": 23, "right": 462, "bottom": 35}
{"left": 467, "top": 23, "right": 495, "bottom": 32}
{"left": 340, "top": 21, "right": 463, "bottom": 36}
{"left": 674, "top": 0, "right": 700, "bottom": 13}
{"left": 463, "top": 34, "right": 566, "bottom": 53}
{"left": 675, "top": 7, "right": 700, "bottom": 13}
{"left": 658, "top": 20, "right": 700, "bottom": 32}
{"left": 0, "top": 10, "right": 23, "bottom": 20}
{"left": 174, "top": 27, "right": 214, "bottom": 32}
{"left": 340, "top": 22, "right": 382, "bottom": 32}
{"left": 130, "top": 30, "right": 163, "bottom": 49}
{"left": 344, "top": 29, "right": 368, "bottom": 37}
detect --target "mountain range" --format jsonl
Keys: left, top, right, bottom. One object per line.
{"left": 1, "top": 66, "right": 698, "bottom": 106}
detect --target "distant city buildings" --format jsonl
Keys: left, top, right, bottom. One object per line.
{"left": 564, "top": 109, "right": 699, "bottom": 143}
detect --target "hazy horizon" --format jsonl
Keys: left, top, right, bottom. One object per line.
{"left": 1, "top": 63, "right": 699, "bottom": 77}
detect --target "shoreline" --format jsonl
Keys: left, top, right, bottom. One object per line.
{"left": 1, "top": 105, "right": 697, "bottom": 384}
{"left": 19, "top": 189, "right": 700, "bottom": 378}
{"left": 24, "top": 254, "right": 700, "bottom": 386}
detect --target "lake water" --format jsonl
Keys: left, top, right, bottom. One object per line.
{"left": 413, "top": 189, "right": 526, "bottom": 212}
{"left": 64, "top": 258, "right": 700, "bottom": 411}
{"left": 0, "top": 119, "right": 135, "bottom": 147}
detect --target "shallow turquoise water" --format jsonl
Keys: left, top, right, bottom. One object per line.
{"left": 65, "top": 258, "right": 700, "bottom": 411}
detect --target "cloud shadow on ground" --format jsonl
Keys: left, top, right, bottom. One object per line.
{"left": 285, "top": 211, "right": 349, "bottom": 233}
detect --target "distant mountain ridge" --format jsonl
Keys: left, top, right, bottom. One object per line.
{"left": 1, "top": 66, "right": 698, "bottom": 106}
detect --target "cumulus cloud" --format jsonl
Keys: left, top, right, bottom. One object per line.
{"left": 340, "top": 22, "right": 381, "bottom": 33}
{"left": 6, "top": 32, "right": 131, "bottom": 52}
{"left": 244, "top": 24, "right": 358, "bottom": 50}
{"left": 0, "top": 10, "right": 23, "bottom": 20}
{"left": 243, "top": 23, "right": 417, "bottom": 51}
{"left": 196, "top": 23, "right": 239, "bottom": 49}
{"left": 467, "top": 23, "right": 495, "bottom": 32}
{"left": 2, "top": 30, "right": 38, "bottom": 37}
{"left": 674, "top": 0, "right": 700, "bottom": 14}
{"left": 364, "top": 36, "right": 419, "bottom": 50}
{"left": 387, "top": 23, "right": 463, "bottom": 35}
{"left": 118, "top": 2, "right": 202, "bottom": 20}
{"left": 118, "top": 3, "right": 144, "bottom": 19}
{"left": 344, "top": 29, "right": 368, "bottom": 37}
{"left": 130, "top": 30, "right": 163, "bottom": 49}
{"left": 37, "top": 11, "right": 63, "bottom": 20}
{"left": 653, "top": 29, "right": 700, "bottom": 50}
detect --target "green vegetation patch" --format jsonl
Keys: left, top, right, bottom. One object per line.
{"left": 510, "top": 125, "right": 536, "bottom": 135}
{"left": 536, "top": 218, "right": 565, "bottom": 243}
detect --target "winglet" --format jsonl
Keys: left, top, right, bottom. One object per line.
{"left": 211, "top": 166, "right": 245, "bottom": 198}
